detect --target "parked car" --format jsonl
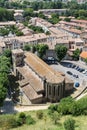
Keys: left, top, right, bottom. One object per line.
{"left": 79, "top": 68, "right": 85, "bottom": 72}
{"left": 83, "top": 70, "right": 87, "bottom": 74}
{"left": 68, "top": 64, "right": 72, "bottom": 68}
{"left": 75, "top": 66, "right": 79, "bottom": 70}
{"left": 73, "top": 74, "right": 79, "bottom": 78}
{"left": 71, "top": 64, "right": 76, "bottom": 68}
{"left": 67, "top": 71, "right": 72, "bottom": 75}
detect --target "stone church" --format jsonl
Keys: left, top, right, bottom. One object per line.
{"left": 12, "top": 49, "right": 73, "bottom": 104}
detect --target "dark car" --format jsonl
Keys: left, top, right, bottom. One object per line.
{"left": 67, "top": 71, "right": 72, "bottom": 75}
{"left": 71, "top": 64, "right": 76, "bottom": 68}
{"left": 73, "top": 74, "right": 79, "bottom": 78}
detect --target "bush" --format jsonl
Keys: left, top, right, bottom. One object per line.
{"left": 18, "top": 112, "right": 26, "bottom": 124}
{"left": 51, "top": 111, "right": 61, "bottom": 124}
{"left": 19, "top": 112, "right": 26, "bottom": 119}
{"left": 58, "top": 97, "right": 74, "bottom": 115}
{"left": 26, "top": 115, "right": 35, "bottom": 125}
{"left": 71, "top": 97, "right": 87, "bottom": 116}
{"left": 70, "top": 102, "right": 82, "bottom": 116}
{"left": 48, "top": 104, "right": 58, "bottom": 115}
{"left": 64, "top": 118, "right": 75, "bottom": 130}
{"left": 16, "top": 117, "right": 23, "bottom": 126}
{"left": 36, "top": 110, "right": 44, "bottom": 119}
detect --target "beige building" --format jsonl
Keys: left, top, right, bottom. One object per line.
{"left": 12, "top": 49, "right": 74, "bottom": 104}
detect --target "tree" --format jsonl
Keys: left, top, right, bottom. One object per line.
{"left": 55, "top": 45, "right": 67, "bottom": 62}
{"left": 73, "top": 48, "right": 80, "bottom": 60}
{"left": 51, "top": 111, "right": 61, "bottom": 124}
{"left": 36, "top": 44, "right": 48, "bottom": 59}
{"left": 3, "top": 49, "right": 12, "bottom": 64}
{"left": 85, "top": 58, "right": 87, "bottom": 65}
{"left": 64, "top": 118, "right": 75, "bottom": 130}
{"left": 0, "top": 84, "right": 7, "bottom": 108}
{"left": 58, "top": 96, "right": 74, "bottom": 115}
{"left": 24, "top": 45, "right": 31, "bottom": 51}
{"left": 64, "top": 17, "right": 71, "bottom": 22}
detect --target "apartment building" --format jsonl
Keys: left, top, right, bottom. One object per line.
{"left": 0, "top": 33, "right": 56, "bottom": 53}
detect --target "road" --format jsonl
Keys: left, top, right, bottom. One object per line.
{"left": 2, "top": 97, "right": 50, "bottom": 114}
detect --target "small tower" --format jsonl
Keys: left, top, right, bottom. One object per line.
{"left": 12, "top": 49, "right": 24, "bottom": 75}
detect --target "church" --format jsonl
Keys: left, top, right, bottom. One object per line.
{"left": 12, "top": 49, "right": 73, "bottom": 104}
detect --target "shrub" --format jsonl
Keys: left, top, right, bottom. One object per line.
{"left": 51, "top": 111, "right": 61, "bottom": 124}
{"left": 71, "top": 97, "right": 87, "bottom": 116}
{"left": 48, "top": 104, "right": 58, "bottom": 115}
{"left": 18, "top": 112, "right": 26, "bottom": 124}
{"left": 19, "top": 112, "right": 26, "bottom": 119}
{"left": 64, "top": 118, "right": 75, "bottom": 130}
{"left": 58, "top": 97, "right": 74, "bottom": 115}
{"left": 70, "top": 102, "right": 82, "bottom": 116}
{"left": 16, "top": 117, "right": 23, "bottom": 126}
{"left": 26, "top": 115, "right": 35, "bottom": 125}
{"left": 36, "top": 110, "right": 44, "bottom": 119}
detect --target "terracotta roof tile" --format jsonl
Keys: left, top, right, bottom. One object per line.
{"left": 80, "top": 51, "right": 87, "bottom": 59}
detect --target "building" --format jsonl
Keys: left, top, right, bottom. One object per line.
{"left": 0, "top": 33, "right": 55, "bottom": 53}
{"left": 79, "top": 51, "right": 87, "bottom": 62}
{"left": 12, "top": 49, "right": 74, "bottom": 104}
{"left": 35, "top": 9, "right": 67, "bottom": 15}
{"left": 14, "top": 13, "right": 23, "bottom": 22}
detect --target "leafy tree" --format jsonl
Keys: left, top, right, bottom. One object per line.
{"left": 36, "top": 44, "right": 48, "bottom": 59}
{"left": 64, "top": 118, "right": 75, "bottom": 130}
{"left": 0, "top": 28, "right": 9, "bottom": 36}
{"left": 85, "top": 58, "right": 87, "bottom": 65}
{"left": 24, "top": 45, "right": 31, "bottom": 51}
{"left": 3, "top": 49, "right": 12, "bottom": 64}
{"left": 55, "top": 45, "right": 67, "bottom": 62}
{"left": 73, "top": 48, "right": 80, "bottom": 60}
{"left": 64, "top": 17, "right": 71, "bottom": 22}
{"left": 0, "top": 56, "right": 11, "bottom": 73}
{"left": 0, "top": 84, "right": 7, "bottom": 108}
{"left": 29, "top": 25, "right": 44, "bottom": 33}
{"left": 58, "top": 97, "right": 74, "bottom": 115}
{"left": 23, "top": 8, "right": 34, "bottom": 17}
{"left": 15, "top": 31, "right": 23, "bottom": 36}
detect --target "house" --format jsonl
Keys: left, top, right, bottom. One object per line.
{"left": 14, "top": 12, "right": 23, "bottom": 22}
{"left": 12, "top": 49, "right": 74, "bottom": 104}
{"left": 79, "top": 51, "right": 87, "bottom": 62}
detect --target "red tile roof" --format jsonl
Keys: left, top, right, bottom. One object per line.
{"left": 80, "top": 51, "right": 87, "bottom": 59}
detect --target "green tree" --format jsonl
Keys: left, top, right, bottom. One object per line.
{"left": 36, "top": 44, "right": 48, "bottom": 59}
{"left": 24, "top": 45, "right": 31, "bottom": 51}
{"left": 64, "top": 118, "right": 75, "bottom": 130}
{"left": 85, "top": 58, "right": 87, "bottom": 65}
{"left": 55, "top": 45, "right": 67, "bottom": 62}
{"left": 0, "top": 84, "right": 7, "bottom": 109}
{"left": 64, "top": 17, "right": 71, "bottom": 22}
{"left": 73, "top": 48, "right": 80, "bottom": 60}
{"left": 58, "top": 96, "right": 74, "bottom": 115}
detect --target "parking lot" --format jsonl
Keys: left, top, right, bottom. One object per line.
{"left": 50, "top": 61, "right": 87, "bottom": 87}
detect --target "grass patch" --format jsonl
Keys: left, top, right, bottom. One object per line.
{"left": 0, "top": 110, "right": 87, "bottom": 130}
